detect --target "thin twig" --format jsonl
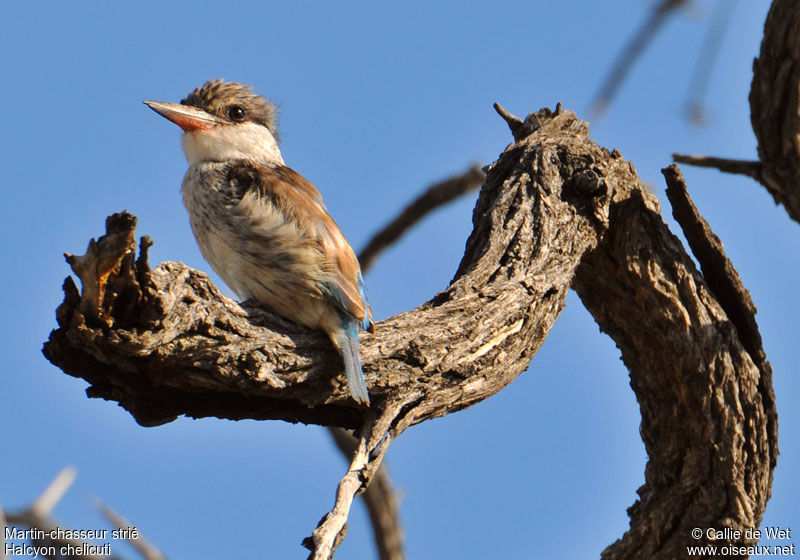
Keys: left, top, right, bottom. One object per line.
{"left": 94, "top": 499, "right": 166, "bottom": 560}
{"left": 493, "top": 103, "right": 526, "bottom": 141}
{"left": 591, "top": 0, "right": 689, "bottom": 117}
{"left": 310, "top": 421, "right": 383, "bottom": 559}
{"left": 308, "top": 397, "right": 416, "bottom": 560}
{"left": 329, "top": 428, "right": 405, "bottom": 560}
{"left": 357, "top": 164, "right": 484, "bottom": 272}
{"left": 672, "top": 153, "right": 762, "bottom": 179}
{"left": 316, "top": 433, "right": 384, "bottom": 558}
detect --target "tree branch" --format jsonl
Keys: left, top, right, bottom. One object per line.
{"left": 43, "top": 104, "right": 776, "bottom": 558}
{"left": 671, "top": 153, "right": 762, "bottom": 180}
{"left": 571, "top": 161, "right": 776, "bottom": 558}
{"left": 304, "top": 397, "right": 414, "bottom": 559}
{"left": 30, "top": 467, "right": 77, "bottom": 521}
{"left": 43, "top": 108, "right": 608, "bottom": 431}
{"left": 663, "top": 163, "right": 770, "bottom": 373}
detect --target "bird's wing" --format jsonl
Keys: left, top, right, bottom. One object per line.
{"left": 228, "top": 161, "right": 373, "bottom": 329}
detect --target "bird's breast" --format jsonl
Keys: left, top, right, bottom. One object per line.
{"left": 180, "top": 162, "right": 336, "bottom": 329}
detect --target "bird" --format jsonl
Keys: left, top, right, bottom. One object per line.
{"left": 144, "top": 79, "right": 374, "bottom": 405}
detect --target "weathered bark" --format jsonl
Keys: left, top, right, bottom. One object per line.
{"left": 43, "top": 106, "right": 776, "bottom": 559}
{"left": 43, "top": 108, "right": 607, "bottom": 432}
{"left": 573, "top": 163, "right": 776, "bottom": 559}
{"left": 750, "top": 0, "right": 800, "bottom": 223}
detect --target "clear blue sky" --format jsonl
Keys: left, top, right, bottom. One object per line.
{"left": 2, "top": 1, "right": 796, "bottom": 558}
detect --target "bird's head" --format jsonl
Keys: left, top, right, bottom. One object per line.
{"left": 145, "top": 79, "right": 283, "bottom": 166}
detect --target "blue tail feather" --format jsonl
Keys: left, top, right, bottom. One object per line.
{"left": 357, "top": 273, "right": 374, "bottom": 332}
{"left": 333, "top": 322, "right": 370, "bottom": 405}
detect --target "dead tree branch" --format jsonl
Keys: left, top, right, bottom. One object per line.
{"left": 44, "top": 104, "right": 776, "bottom": 558}
{"left": 304, "top": 397, "right": 415, "bottom": 559}
{"left": 663, "top": 163, "right": 770, "bottom": 372}
{"left": 42, "top": 108, "right": 607, "bottom": 432}
{"left": 671, "top": 153, "right": 762, "bottom": 179}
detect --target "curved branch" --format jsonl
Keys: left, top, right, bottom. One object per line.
{"left": 42, "top": 108, "right": 608, "bottom": 431}
{"left": 572, "top": 163, "right": 776, "bottom": 558}
{"left": 43, "top": 105, "right": 776, "bottom": 559}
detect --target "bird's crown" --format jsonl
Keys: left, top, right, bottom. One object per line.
{"left": 182, "top": 79, "right": 279, "bottom": 141}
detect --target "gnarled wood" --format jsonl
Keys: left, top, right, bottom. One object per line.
{"left": 43, "top": 108, "right": 609, "bottom": 431}
{"left": 572, "top": 165, "right": 776, "bottom": 558}
{"left": 43, "top": 106, "right": 776, "bottom": 559}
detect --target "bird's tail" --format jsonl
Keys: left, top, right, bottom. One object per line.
{"left": 331, "top": 323, "right": 370, "bottom": 405}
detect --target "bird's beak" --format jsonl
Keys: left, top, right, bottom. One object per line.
{"left": 143, "top": 100, "right": 222, "bottom": 132}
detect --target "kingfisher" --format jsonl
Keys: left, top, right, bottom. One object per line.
{"left": 144, "top": 79, "right": 374, "bottom": 405}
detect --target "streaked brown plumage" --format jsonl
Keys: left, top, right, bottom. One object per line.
{"left": 145, "top": 79, "right": 374, "bottom": 404}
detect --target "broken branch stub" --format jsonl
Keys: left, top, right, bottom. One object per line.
{"left": 62, "top": 212, "right": 139, "bottom": 327}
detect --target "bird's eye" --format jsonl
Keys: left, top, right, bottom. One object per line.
{"left": 228, "top": 106, "right": 246, "bottom": 121}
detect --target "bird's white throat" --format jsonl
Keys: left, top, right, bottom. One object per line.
{"left": 181, "top": 121, "right": 284, "bottom": 166}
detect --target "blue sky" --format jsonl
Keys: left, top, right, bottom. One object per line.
{"left": 2, "top": 1, "right": 796, "bottom": 558}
